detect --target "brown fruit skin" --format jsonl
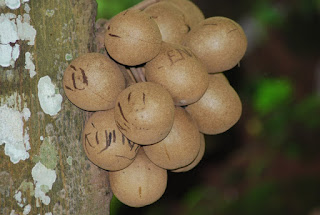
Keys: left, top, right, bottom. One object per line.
{"left": 109, "top": 148, "right": 167, "bottom": 207}
{"left": 185, "top": 73, "right": 242, "bottom": 135}
{"left": 161, "top": 0, "right": 205, "bottom": 28}
{"left": 63, "top": 53, "right": 125, "bottom": 111}
{"left": 172, "top": 133, "right": 205, "bottom": 173}
{"left": 82, "top": 110, "right": 140, "bottom": 171}
{"left": 105, "top": 9, "right": 162, "bottom": 66}
{"left": 114, "top": 82, "right": 175, "bottom": 145}
{"left": 145, "top": 42, "right": 209, "bottom": 106}
{"left": 183, "top": 16, "right": 248, "bottom": 73}
{"left": 143, "top": 107, "right": 201, "bottom": 170}
{"left": 144, "top": 2, "right": 190, "bottom": 44}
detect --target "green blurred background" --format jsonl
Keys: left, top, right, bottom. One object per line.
{"left": 96, "top": 0, "right": 320, "bottom": 214}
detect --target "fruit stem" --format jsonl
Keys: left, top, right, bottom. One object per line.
{"left": 130, "top": 0, "right": 160, "bottom": 10}
{"left": 130, "top": 67, "right": 146, "bottom": 82}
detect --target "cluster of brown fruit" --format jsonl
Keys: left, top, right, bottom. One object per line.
{"left": 63, "top": 0, "right": 247, "bottom": 208}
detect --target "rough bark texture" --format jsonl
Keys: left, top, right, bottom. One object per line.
{"left": 0, "top": 1, "right": 112, "bottom": 214}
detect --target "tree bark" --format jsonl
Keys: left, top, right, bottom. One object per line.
{"left": 0, "top": 1, "right": 112, "bottom": 214}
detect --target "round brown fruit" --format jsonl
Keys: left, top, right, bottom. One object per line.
{"left": 105, "top": 9, "right": 162, "bottom": 66}
{"left": 161, "top": 0, "right": 204, "bottom": 28}
{"left": 183, "top": 16, "right": 247, "bottom": 73}
{"left": 143, "top": 107, "right": 201, "bottom": 170}
{"left": 186, "top": 73, "right": 242, "bottom": 135}
{"left": 172, "top": 133, "right": 205, "bottom": 172}
{"left": 82, "top": 110, "right": 140, "bottom": 171}
{"left": 63, "top": 53, "right": 125, "bottom": 111}
{"left": 114, "top": 82, "right": 175, "bottom": 145}
{"left": 109, "top": 148, "right": 167, "bottom": 207}
{"left": 145, "top": 42, "right": 208, "bottom": 106}
{"left": 144, "top": 2, "right": 190, "bottom": 44}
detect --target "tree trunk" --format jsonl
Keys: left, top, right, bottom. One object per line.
{"left": 0, "top": 1, "right": 112, "bottom": 214}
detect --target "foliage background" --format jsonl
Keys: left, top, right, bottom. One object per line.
{"left": 96, "top": 0, "right": 320, "bottom": 214}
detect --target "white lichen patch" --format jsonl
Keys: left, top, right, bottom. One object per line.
{"left": 25, "top": 52, "right": 36, "bottom": 78}
{"left": 14, "top": 190, "right": 24, "bottom": 207}
{"left": 24, "top": 3, "right": 30, "bottom": 13}
{"left": 0, "top": 43, "right": 20, "bottom": 67}
{"left": 16, "top": 14, "right": 36, "bottom": 46}
{"left": 45, "top": 9, "right": 55, "bottom": 17}
{"left": 14, "top": 190, "right": 22, "bottom": 201}
{"left": 10, "top": 210, "right": 18, "bottom": 215}
{"left": 0, "top": 13, "right": 19, "bottom": 44}
{"left": 31, "top": 162, "right": 57, "bottom": 206}
{"left": 0, "top": 44, "right": 12, "bottom": 67}
{"left": 65, "top": 53, "right": 73, "bottom": 61}
{"left": 0, "top": 10, "right": 36, "bottom": 68}
{"left": 23, "top": 204, "right": 31, "bottom": 215}
{"left": 0, "top": 13, "right": 20, "bottom": 67}
{"left": 5, "top": 0, "right": 20, "bottom": 10}
{"left": 0, "top": 105, "right": 31, "bottom": 164}
{"left": 14, "top": 180, "right": 35, "bottom": 209}
{"left": 37, "top": 76, "right": 63, "bottom": 116}
{"left": 12, "top": 43, "right": 20, "bottom": 60}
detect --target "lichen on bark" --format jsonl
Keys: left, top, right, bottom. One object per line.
{"left": 0, "top": 1, "right": 112, "bottom": 214}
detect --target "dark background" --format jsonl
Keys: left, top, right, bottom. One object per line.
{"left": 97, "top": 0, "right": 320, "bottom": 214}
